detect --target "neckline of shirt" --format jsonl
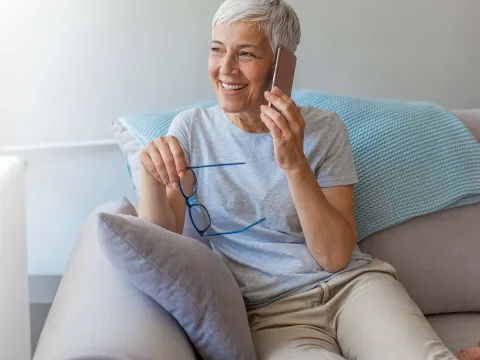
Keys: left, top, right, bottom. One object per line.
{"left": 214, "top": 105, "right": 274, "bottom": 138}
{"left": 214, "top": 105, "right": 313, "bottom": 138}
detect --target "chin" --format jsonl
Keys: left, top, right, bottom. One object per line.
{"left": 219, "top": 99, "right": 245, "bottom": 113}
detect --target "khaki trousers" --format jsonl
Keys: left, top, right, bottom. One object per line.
{"left": 248, "top": 259, "right": 455, "bottom": 360}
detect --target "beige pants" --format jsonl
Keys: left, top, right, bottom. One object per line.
{"left": 248, "top": 259, "right": 455, "bottom": 360}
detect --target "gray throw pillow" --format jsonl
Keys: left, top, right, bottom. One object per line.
{"left": 97, "top": 211, "right": 257, "bottom": 360}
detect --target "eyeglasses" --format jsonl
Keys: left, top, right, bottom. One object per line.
{"left": 178, "top": 162, "right": 266, "bottom": 237}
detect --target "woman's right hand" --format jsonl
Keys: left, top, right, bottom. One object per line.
{"left": 140, "top": 136, "right": 188, "bottom": 189}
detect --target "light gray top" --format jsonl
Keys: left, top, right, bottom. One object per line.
{"left": 168, "top": 105, "right": 372, "bottom": 308}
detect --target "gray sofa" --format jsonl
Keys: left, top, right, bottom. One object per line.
{"left": 34, "top": 111, "right": 480, "bottom": 359}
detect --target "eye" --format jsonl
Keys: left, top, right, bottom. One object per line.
{"left": 239, "top": 51, "right": 256, "bottom": 58}
{"left": 210, "top": 47, "right": 221, "bottom": 53}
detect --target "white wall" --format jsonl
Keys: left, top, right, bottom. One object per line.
{"left": 292, "top": 0, "right": 480, "bottom": 108}
{"left": 22, "top": 145, "right": 138, "bottom": 275}
{"left": 1, "top": 0, "right": 479, "bottom": 275}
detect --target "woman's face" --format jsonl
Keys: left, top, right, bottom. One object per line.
{"left": 208, "top": 21, "right": 274, "bottom": 114}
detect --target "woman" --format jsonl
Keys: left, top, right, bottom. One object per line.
{"left": 138, "top": 0, "right": 455, "bottom": 359}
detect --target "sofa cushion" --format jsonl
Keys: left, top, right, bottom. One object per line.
{"left": 427, "top": 313, "right": 480, "bottom": 355}
{"left": 97, "top": 209, "right": 257, "bottom": 360}
{"left": 359, "top": 203, "right": 480, "bottom": 315}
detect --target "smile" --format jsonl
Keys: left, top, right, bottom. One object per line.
{"left": 220, "top": 81, "right": 248, "bottom": 91}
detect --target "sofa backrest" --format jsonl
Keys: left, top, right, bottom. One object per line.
{"left": 359, "top": 110, "right": 480, "bottom": 315}
{"left": 453, "top": 109, "right": 480, "bottom": 140}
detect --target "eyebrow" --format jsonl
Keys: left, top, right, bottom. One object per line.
{"left": 211, "top": 40, "right": 261, "bottom": 50}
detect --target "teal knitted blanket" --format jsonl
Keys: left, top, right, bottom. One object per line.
{"left": 120, "top": 90, "right": 480, "bottom": 241}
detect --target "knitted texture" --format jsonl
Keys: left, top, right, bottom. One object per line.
{"left": 118, "top": 90, "right": 480, "bottom": 241}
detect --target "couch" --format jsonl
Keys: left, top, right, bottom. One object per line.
{"left": 33, "top": 110, "right": 480, "bottom": 359}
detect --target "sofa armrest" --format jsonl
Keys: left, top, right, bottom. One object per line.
{"left": 34, "top": 200, "right": 197, "bottom": 360}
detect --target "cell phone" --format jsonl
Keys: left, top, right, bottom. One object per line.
{"left": 268, "top": 47, "right": 297, "bottom": 109}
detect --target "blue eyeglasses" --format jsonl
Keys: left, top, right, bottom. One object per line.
{"left": 178, "top": 162, "right": 266, "bottom": 237}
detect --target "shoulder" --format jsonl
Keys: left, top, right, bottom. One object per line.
{"left": 300, "top": 106, "right": 346, "bottom": 136}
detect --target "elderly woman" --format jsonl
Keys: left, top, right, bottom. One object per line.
{"left": 138, "top": 0, "right": 455, "bottom": 359}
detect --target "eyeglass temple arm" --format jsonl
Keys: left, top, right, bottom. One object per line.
{"left": 205, "top": 218, "right": 266, "bottom": 237}
{"left": 187, "top": 162, "right": 246, "bottom": 170}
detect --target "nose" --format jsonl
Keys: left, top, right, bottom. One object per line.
{"left": 219, "top": 52, "right": 238, "bottom": 75}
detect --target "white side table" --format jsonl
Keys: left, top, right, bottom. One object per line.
{"left": 0, "top": 156, "right": 31, "bottom": 360}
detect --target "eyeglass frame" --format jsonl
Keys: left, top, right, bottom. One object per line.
{"left": 178, "top": 162, "right": 266, "bottom": 237}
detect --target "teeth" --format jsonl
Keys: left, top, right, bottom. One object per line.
{"left": 221, "top": 82, "right": 247, "bottom": 91}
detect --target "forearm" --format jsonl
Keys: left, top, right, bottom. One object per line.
{"left": 138, "top": 165, "right": 177, "bottom": 232}
{"left": 285, "top": 163, "right": 356, "bottom": 272}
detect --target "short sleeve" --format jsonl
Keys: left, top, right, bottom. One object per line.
{"left": 316, "top": 113, "right": 358, "bottom": 187}
{"left": 166, "top": 110, "right": 192, "bottom": 163}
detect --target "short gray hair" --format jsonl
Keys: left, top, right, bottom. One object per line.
{"left": 212, "top": 0, "right": 301, "bottom": 55}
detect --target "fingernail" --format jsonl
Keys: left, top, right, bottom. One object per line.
{"left": 273, "top": 86, "right": 281, "bottom": 94}
{"left": 264, "top": 91, "right": 271, "bottom": 97}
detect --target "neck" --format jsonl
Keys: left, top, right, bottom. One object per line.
{"left": 224, "top": 100, "right": 269, "bottom": 133}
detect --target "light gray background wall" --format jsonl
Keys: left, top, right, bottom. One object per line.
{"left": 1, "top": 0, "right": 479, "bottom": 275}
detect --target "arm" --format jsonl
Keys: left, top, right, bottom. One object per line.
{"left": 138, "top": 165, "right": 176, "bottom": 231}
{"left": 261, "top": 87, "right": 357, "bottom": 272}
{"left": 285, "top": 165, "right": 357, "bottom": 272}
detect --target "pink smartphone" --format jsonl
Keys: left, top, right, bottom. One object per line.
{"left": 268, "top": 47, "right": 297, "bottom": 108}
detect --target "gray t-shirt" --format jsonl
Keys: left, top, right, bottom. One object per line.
{"left": 168, "top": 105, "right": 372, "bottom": 308}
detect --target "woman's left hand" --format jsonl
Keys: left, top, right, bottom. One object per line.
{"left": 261, "top": 86, "right": 308, "bottom": 172}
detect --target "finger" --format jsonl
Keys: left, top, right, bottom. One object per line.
{"left": 155, "top": 139, "right": 179, "bottom": 187}
{"left": 147, "top": 145, "right": 170, "bottom": 185}
{"left": 140, "top": 151, "right": 160, "bottom": 181}
{"left": 168, "top": 137, "right": 187, "bottom": 178}
{"left": 265, "top": 89, "right": 298, "bottom": 123}
{"left": 260, "top": 112, "right": 282, "bottom": 141}
{"left": 271, "top": 86, "right": 287, "bottom": 98}
{"left": 266, "top": 89, "right": 304, "bottom": 135}
{"left": 141, "top": 149, "right": 166, "bottom": 184}
{"left": 260, "top": 105, "right": 291, "bottom": 138}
